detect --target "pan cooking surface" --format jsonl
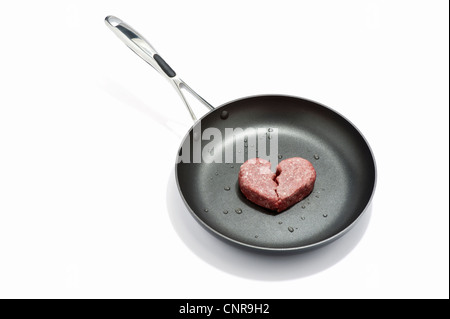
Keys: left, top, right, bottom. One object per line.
{"left": 176, "top": 95, "right": 376, "bottom": 251}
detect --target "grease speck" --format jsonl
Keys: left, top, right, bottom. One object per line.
{"left": 220, "top": 110, "right": 229, "bottom": 119}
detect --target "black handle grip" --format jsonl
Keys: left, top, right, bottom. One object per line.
{"left": 154, "top": 54, "right": 176, "bottom": 78}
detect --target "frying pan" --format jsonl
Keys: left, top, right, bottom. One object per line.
{"left": 105, "top": 16, "right": 376, "bottom": 252}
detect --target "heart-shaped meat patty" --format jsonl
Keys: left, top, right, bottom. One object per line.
{"left": 238, "top": 157, "right": 316, "bottom": 212}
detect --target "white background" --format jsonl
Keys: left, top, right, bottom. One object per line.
{"left": 0, "top": 1, "right": 448, "bottom": 299}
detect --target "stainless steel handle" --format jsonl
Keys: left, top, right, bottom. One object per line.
{"left": 105, "top": 15, "right": 213, "bottom": 121}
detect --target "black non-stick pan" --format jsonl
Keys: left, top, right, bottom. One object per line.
{"left": 105, "top": 16, "right": 376, "bottom": 252}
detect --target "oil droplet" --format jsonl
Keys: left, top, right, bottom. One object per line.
{"left": 204, "top": 209, "right": 209, "bottom": 212}
{"left": 220, "top": 110, "right": 229, "bottom": 119}
{"left": 224, "top": 186, "right": 230, "bottom": 191}
{"left": 244, "top": 138, "right": 248, "bottom": 142}
{"left": 268, "top": 128, "right": 273, "bottom": 132}
{"left": 230, "top": 165, "right": 234, "bottom": 168}
{"left": 223, "top": 210, "right": 228, "bottom": 214}
{"left": 288, "top": 227, "right": 294, "bottom": 233}
{"left": 301, "top": 216, "right": 306, "bottom": 220}
{"left": 314, "top": 154, "right": 320, "bottom": 160}
{"left": 301, "top": 205, "right": 306, "bottom": 209}
{"left": 278, "top": 221, "right": 283, "bottom": 225}
{"left": 244, "top": 142, "right": 248, "bottom": 147}
{"left": 235, "top": 208, "right": 243, "bottom": 214}
{"left": 215, "top": 172, "right": 219, "bottom": 176}
{"left": 255, "top": 235, "right": 259, "bottom": 238}
{"left": 323, "top": 214, "right": 328, "bottom": 218}
{"left": 315, "top": 195, "right": 319, "bottom": 198}
{"left": 278, "top": 154, "right": 283, "bottom": 159}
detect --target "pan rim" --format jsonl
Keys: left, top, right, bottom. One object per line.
{"left": 174, "top": 93, "right": 377, "bottom": 252}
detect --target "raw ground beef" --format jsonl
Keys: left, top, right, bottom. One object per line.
{"left": 238, "top": 157, "right": 316, "bottom": 213}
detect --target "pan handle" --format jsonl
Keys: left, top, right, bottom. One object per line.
{"left": 105, "top": 15, "right": 214, "bottom": 121}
